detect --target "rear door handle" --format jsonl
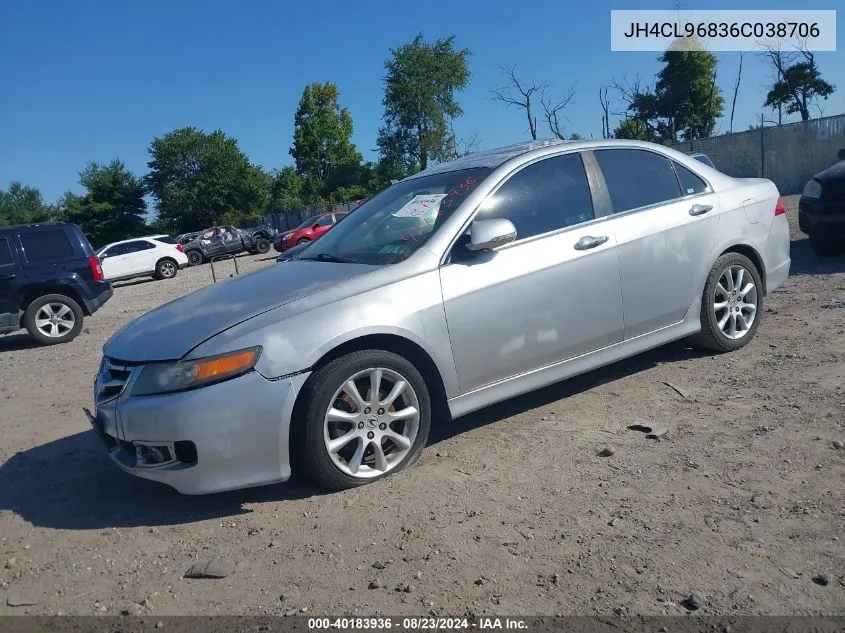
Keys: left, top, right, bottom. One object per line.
{"left": 574, "top": 235, "right": 609, "bottom": 250}
{"left": 0, "top": 273, "right": 15, "bottom": 280}
{"left": 689, "top": 204, "right": 713, "bottom": 216}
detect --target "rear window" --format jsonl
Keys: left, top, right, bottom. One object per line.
{"left": 20, "top": 230, "right": 76, "bottom": 263}
{"left": 0, "top": 237, "right": 13, "bottom": 266}
{"left": 154, "top": 236, "right": 178, "bottom": 244}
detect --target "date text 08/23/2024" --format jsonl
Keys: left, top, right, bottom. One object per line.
{"left": 307, "top": 617, "right": 528, "bottom": 630}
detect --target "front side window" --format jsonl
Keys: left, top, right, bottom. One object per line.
{"left": 315, "top": 215, "right": 334, "bottom": 228}
{"left": 20, "top": 230, "right": 75, "bottom": 263}
{"left": 476, "top": 153, "right": 595, "bottom": 241}
{"left": 594, "top": 149, "right": 682, "bottom": 213}
{"left": 300, "top": 167, "right": 492, "bottom": 265}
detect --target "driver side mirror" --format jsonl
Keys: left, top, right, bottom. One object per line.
{"left": 468, "top": 218, "right": 517, "bottom": 251}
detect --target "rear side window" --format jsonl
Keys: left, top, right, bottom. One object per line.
{"left": 479, "top": 152, "right": 595, "bottom": 240}
{"left": 673, "top": 161, "right": 709, "bottom": 195}
{"left": 594, "top": 149, "right": 682, "bottom": 213}
{"left": 155, "top": 236, "right": 178, "bottom": 245}
{"left": 0, "top": 237, "right": 13, "bottom": 266}
{"left": 20, "top": 230, "right": 75, "bottom": 263}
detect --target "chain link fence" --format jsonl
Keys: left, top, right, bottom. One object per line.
{"left": 670, "top": 113, "right": 845, "bottom": 194}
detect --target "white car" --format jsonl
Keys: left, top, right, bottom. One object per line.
{"left": 96, "top": 235, "right": 189, "bottom": 282}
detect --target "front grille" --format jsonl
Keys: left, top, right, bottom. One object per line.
{"left": 95, "top": 357, "right": 134, "bottom": 405}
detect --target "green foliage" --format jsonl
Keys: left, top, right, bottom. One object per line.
{"left": 765, "top": 61, "right": 835, "bottom": 121}
{"left": 613, "top": 118, "right": 656, "bottom": 141}
{"left": 625, "top": 49, "right": 724, "bottom": 143}
{"left": 0, "top": 182, "right": 51, "bottom": 226}
{"left": 377, "top": 34, "right": 471, "bottom": 170}
{"left": 568, "top": 132, "right": 583, "bottom": 140}
{"left": 291, "top": 82, "right": 362, "bottom": 185}
{"left": 145, "top": 127, "right": 269, "bottom": 233}
{"left": 61, "top": 160, "right": 148, "bottom": 246}
{"left": 268, "top": 166, "right": 305, "bottom": 213}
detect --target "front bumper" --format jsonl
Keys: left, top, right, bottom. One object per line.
{"left": 88, "top": 370, "right": 308, "bottom": 495}
{"left": 798, "top": 196, "right": 845, "bottom": 235}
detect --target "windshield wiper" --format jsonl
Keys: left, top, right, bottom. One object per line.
{"left": 298, "top": 253, "right": 356, "bottom": 263}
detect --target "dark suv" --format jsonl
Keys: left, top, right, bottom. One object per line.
{"left": 0, "top": 222, "right": 113, "bottom": 345}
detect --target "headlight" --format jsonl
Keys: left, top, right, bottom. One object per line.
{"left": 802, "top": 179, "right": 822, "bottom": 199}
{"left": 283, "top": 233, "right": 292, "bottom": 240}
{"left": 130, "top": 347, "right": 261, "bottom": 396}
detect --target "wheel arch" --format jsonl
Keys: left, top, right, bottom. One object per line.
{"left": 20, "top": 285, "right": 86, "bottom": 324}
{"left": 291, "top": 333, "right": 452, "bottom": 430}
{"left": 714, "top": 243, "right": 767, "bottom": 295}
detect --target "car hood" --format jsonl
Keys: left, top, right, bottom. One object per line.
{"left": 814, "top": 160, "right": 845, "bottom": 184}
{"left": 103, "top": 261, "right": 376, "bottom": 362}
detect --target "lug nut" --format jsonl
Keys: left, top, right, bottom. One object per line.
{"left": 364, "top": 407, "right": 371, "bottom": 414}
{"left": 358, "top": 422, "right": 365, "bottom": 429}
{"left": 379, "top": 423, "right": 387, "bottom": 430}
{"left": 377, "top": 408, "right": 385, "bottom": 415}
{"left": 367, "top": 431, "right": 375, "bottom": 439}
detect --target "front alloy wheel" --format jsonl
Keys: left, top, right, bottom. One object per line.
{"left": 293, "top": 350, "right": 431, "bottom": 490}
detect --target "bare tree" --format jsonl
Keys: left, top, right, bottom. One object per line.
{"left": 490, "top": 64, "right": 547, "bottom": 140}
{"left": 729, "top": 52, "right": 743, "bottom": 133}
{"left": 540, "top": 84, "right": 577, "bottom": 140}
{"left": 760, "top": 38, "right": 835, "bottom": 121}
{"left": 599, "top": 87, "right": 611, "bottom": 138}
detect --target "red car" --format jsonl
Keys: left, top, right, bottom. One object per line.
{"left": 273, "top": 211, "right": 348, "bottom": 253}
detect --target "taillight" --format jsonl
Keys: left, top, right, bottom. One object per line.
{"left": 774, "top": 196, "right": 786, "bottom": 216}
{"left": 89, "top": 255, "right": 104, "bottom": 281}
{"left": 176, "top": 244, "right": 184, "bottom": 253}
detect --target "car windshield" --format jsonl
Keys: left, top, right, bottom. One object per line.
{"left": 295, "top": 215, "right": 322, "bottom": 230}
{"left": 299, "top": 167, "right": 492, "bottom": 265}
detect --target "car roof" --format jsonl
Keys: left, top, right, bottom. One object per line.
{"left": 99, "top": 235, "right": 170, "bottom": 249}
{"left": 0, "top": 221, "right": 74, "bottom": 232}
{"left": 404, "top": 138, "right": 704, "bottom": 181}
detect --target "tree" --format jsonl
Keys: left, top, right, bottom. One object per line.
{"left": 763, "top": 45, "right": 836, "bottom": 121}
{"left": 290, "top": 82, "right": 362, "bottom": 187}
{"left": 145, "top": 127, "right": 269, "bottom": 233}
{"left": 268, "top": 166, "right": 305, "bottom": 213}
{"left": 62, "top": 160, "right": 148, "bottom": 246}
{"left": 490, "top": 64, "right": 545, "bottom": 140}
{"left": 617, "top": 47, "right": 724, "bottom": 142}
{"left": 0, "top": 182, "right": 50, "bottom": 226}
{"left": 377, "top": 34, "right": 471, "bottom": 171}
{"left": 599, "top": 87, "right": 611, "bottom": 139}
{"left": 541, "top": 85, "right": 577, "bottom": 140}
{"left": 613, "top": 118, "right": 655, "bottom": 141}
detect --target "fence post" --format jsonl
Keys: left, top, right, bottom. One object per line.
{"left": 760, "top": 115, "right": 766, "bottom": 179}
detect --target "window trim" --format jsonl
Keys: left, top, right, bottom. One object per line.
{"left": 0, "top": 236, "right": 15, "bottom": 267}
{"left": 441, "top": 149, "right": 606, "bottom": 265}
{"left": 590, "top": 147, "right": 714, "bottom": 219}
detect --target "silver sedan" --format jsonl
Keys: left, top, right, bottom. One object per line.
{"left": 88, "top": 139, "right": 791, "bottom": 494}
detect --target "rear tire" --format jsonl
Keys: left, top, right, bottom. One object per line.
{"left": 291, "top": 350, "right": 431, "bottom": 491}
{"left": 809, "top": 229, "right": 842, "bottom": 257}
{"left": 154, "top": 258, "right": 178, "bottom": 280}
{"left": 688, "top": 252, "right": 763, "bottom": 353}
{"left": 24, "top": 294, "right": 84, "bottom": 346}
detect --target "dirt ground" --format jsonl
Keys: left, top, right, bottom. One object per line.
{"left": 1, "top": 196, "right": 843, "bottom": 618}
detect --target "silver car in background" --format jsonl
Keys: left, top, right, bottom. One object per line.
{"left": 88, "top": 139, "right": 791, "bottom": 494}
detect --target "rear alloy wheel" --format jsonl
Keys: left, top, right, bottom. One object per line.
{"left": 186, "top": 250, "right": 203, "bottom": 266}
{"left": 293, "top": 350, "right": 431, "bottom": 490}
{"left": 297, "top": 238, "right": 311, "bottom": 246}
{"left": 24, "top": 294, "right": 84, "bottom": 345}
{"left": 154, "top": 258, "right": 178, "bottom": 280}
{"left": 689, "top": 252, "right": 763, "bottom": 352}
{"left": 254, "top": 238, "right": 271, "bottom": 254}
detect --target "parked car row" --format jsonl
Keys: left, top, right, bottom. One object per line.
{"left": 273, "top": 211, "right": 349, "bottom": 253}
{"left": 181, "top": 224, "right": 275, "bottom": 266}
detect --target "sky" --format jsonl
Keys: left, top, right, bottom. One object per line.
{"left": 1, "top": 0, "right": 843, "bottom": 206}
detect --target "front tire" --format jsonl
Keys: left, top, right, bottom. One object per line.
{"left": 24, "top": 294, "right": 84, "bottom": 345}
{"left": 186, "top": 250, "right": 204, "bottom": 266}
{"left": 292, "top": 350, "right": 432, "bottom": 491}
{"left": 154, "top": 258, "right": 178, "bottom": 280}
{"left": 254, "top": 238, "right": 271, "bottom": 254}
{"left": 689, "top": 252, "right": 763, "bottom": 352}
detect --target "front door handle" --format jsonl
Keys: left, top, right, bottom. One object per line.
{"left": 574, "top": 235, "right": 609, "bottom": 250}
{"left": 0, "top": 273, "right": 15, "bottom": 280}
{"left": 689, "top": 204, "right": 713, "bottom": 216}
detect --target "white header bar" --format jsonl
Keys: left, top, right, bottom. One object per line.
{"left": 610, "top": 10, "right": 837, "bottom": 52}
